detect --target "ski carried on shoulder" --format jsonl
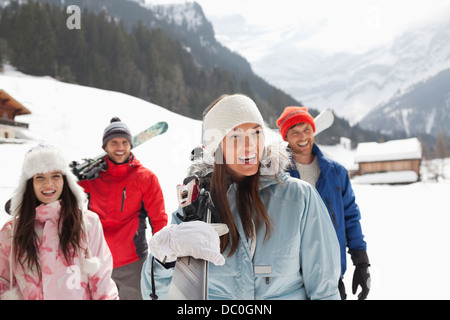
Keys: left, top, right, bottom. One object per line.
{"left": 314, "top": 109, "right": 334, "bottom": 136}
{"left": 132, "top": 121, "right": 168, "bottom": 147}
{"left": 71, "top": 121, "right": 168, "bottom": 181}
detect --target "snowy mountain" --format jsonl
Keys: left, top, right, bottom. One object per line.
{"left": 359, "top": 68, "right": 450, "bottom": 138}
{"left": 125, "top": 0, "right": 263, "bottom": 94}
{"left": 121, "top": 2, "right": 450, "bottom": 141}
{"left": 13, "top": 0, "right": 302, "bottom": 128}
{"left": 127, "top": 0, "right": 219, "bottom": 59}
{"left": 132, "top": 1, "right": 206, "bottom": 33}
{"left": 252, "top": 14, "right": 450, "bottom": 131}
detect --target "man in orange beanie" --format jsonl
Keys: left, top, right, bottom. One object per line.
{"left": 277, "top": 106, "right": 371, "bottom": 300}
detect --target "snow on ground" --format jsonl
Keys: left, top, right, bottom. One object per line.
{"left": 0, "top": 65, "right": 203, "bottom": 220}
{"left": 1, "top": 68, "right": 450, "bottom": 299}
{"left": 344, "top": 180, "right": 450, "bottom": 300}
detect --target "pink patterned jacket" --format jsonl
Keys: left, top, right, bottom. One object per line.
{"left": 0, "top": 201, "right": 118, "bottom": 300}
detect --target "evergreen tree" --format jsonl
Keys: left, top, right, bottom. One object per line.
{"left": 435, "top": 128, "right": 449, "bottom": 159}
{"left": 6, "top": 1, "right": 57, "bottom": 75}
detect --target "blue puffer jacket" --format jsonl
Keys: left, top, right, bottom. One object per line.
{"left": 287, "top": 144, "right": 366, "bottom": 277}
{"left": 141, "top": 147, "right": 341, "bottom": 300}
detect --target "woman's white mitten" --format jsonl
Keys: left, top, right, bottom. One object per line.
{"left": 150, "top": 221, "right": 228, "bottom": 266}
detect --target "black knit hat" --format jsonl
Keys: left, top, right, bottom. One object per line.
{"left": 102, "top": 117, "right": 133, "bottom": 149}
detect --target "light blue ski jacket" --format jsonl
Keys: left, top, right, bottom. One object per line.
{"left": 141, "top": 147, "right": 341, "bottom": 300}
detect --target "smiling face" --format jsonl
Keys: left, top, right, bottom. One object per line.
{"left": 104, "top": 137, "right": 131, "bottom": 164}
{"left": 221, "top": 123, "right": 265, "bottom": 181}
{"left": 286, "top": 122, "right": 315, "bottom": 164}
{"left": 33, "top": 170, "right": 64, "bottom": 204}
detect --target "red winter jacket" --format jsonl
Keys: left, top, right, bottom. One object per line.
{"left": 79, "top": 154, "right": 167, "bottom": 268}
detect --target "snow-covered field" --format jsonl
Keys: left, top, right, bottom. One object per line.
{"left": 1, "top": 67, "right": 449, "bottom": 300}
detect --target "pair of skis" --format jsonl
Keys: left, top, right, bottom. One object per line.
{"left": 166, "top": 109, "right": 334, "bottom": 300}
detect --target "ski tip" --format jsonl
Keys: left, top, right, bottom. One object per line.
{"left": 160, "top": 121, "right": 169, "bottom": 134}
{"left": 314, "top": 109, "right": 334, "bottom": 121}
{"left": 152, "top": 121, "right": 169, "bottom": 134}
{"left": 314, "top": 109, "right": 334, "bottom": 136}
{"left": 130, "top": 121, "right": 170, "bottom": 148}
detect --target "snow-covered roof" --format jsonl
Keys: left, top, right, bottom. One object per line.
{"left": 355, "top": 138, "right": 422, "bottom": 163}
{"left": 352, "top": 170, "right": 418, "bottom": 184}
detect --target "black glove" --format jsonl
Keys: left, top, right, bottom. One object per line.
{"left": 338, "top": 277, "right": 347, "bottom": 300}
{"left": 350, "top": 250, "right": 371, "bottom": 300}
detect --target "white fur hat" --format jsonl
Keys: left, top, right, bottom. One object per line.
{"left": 9, "top": 144, "right": 87, "bottom": 216}
{"left": 202, "top": 94, "right": 265, "bottom": 155}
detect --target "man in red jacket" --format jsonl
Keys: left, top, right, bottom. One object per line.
{"left": 79, "top": 117, "right": 168, "bottom": 300}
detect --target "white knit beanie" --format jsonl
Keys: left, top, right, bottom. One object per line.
{"left": 10, "top": 144, "right": 87, "bottom": 216}
{"left": 202, "top": 94, "right": 265, "bottom": 155}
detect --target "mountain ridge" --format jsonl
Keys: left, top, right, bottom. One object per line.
{"left": 251, "top": 13, "right": 450, "bottom": 139}
{"left": 0, "top": 0, "right": 387, "bottom": 146}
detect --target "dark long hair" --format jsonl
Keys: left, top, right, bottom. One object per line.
{"left": 210, "top": 147, "right": 272, "bottom": 257}
{"left": 13, "top": 175, "right": 84, "bottom": 277}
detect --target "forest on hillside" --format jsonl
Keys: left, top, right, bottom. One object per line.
{"left": 0, "top": 1, "right": 294, "bottom": 119}
{"left": 0, "top": 0, "right": 394, "bottom": 148}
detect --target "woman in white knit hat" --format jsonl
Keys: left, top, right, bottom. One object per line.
{"left": 0, "top": 144, "right": 118, "bottom": 300}
{"left": 141, "top": 94, "right": 341, "bottom": 300}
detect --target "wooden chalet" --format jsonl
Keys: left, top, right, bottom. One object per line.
{"left": 354, "top": 138, "right": 423, "bottom": 183}
{"left": 0, "top": 90, "right": 31, "bottom": 139}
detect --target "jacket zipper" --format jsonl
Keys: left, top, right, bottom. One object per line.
{"left": 325, "top": 198, "right": 338, "bottom": 228}
{"left": 121, "top": 187, "right": 126, "bottom": 212}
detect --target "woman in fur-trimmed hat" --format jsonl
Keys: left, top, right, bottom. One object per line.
{"left": 0, "top": 144, "right": 118, "bottom": 300}
{"left": 141, "top": 94, "right": 341, "bottom": 300}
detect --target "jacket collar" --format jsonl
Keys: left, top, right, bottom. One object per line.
{"left": 105, "top": 153, "right": 138, "bottom": 177}
{"left": 287, "top": 143, "right": 330, "bottom": 175}
{"left": 35, "top": 200, "right": 61, "bottom": 224}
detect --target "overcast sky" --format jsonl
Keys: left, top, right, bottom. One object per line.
{"left": 148, "top": 0, "right": 450, "bottom": 60}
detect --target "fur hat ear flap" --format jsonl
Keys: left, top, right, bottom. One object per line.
{"left": 64, "top": 169, "right": 87, "bottom": 210}
{"left": 9, "top": 174, "right": 29, "bottom": 216}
